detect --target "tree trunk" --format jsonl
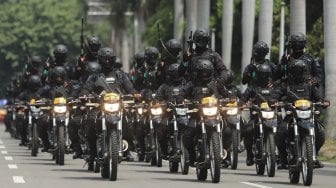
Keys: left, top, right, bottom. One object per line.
{"left": 290, "top": 0, "right": 306, "bottom": 35}
{"left": 324, "top": 0, "right": 336, "bottom": 138}
{"left": 279, "top": 2, "right": 286, "bottom": 62}
{"left": 185, "top": 0, "right": 198, "bottom": 48}
{"left": 134, "top": 8, "right": 145, "bottom": 53}
{"left": 174, "top": 0, "right": 184, "bottom": 42}
{"left": 122, "top": 30, "right": 130, "bottom": 73}
{"left": 241, "top": 0, "right": 256, "bottom": 77}
{"left": 258, "top": 0, "right": 273, "bottom": 59}
{"left": 197, "top": 0, "right": 210, "bottom": 28}
{"left": 222, "top": 0, "right": 234, "bottom": 69}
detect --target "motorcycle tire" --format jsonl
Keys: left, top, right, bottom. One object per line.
{"left": 57, "top": 125, "right": 65, "bottom": 166}
{"left": 302, "top": 135, "right": 314, "bottom": 186}
{"left": 108, "top": 129, "right": 119, "bottom": 181}
{"left": 180, "top": 138, "right": 189, "bottom": 175}
{"left": 31, "top": 122, "right": 39, "bottom": 157}
{"left": 266, "top": 133, "right": 276, "bottom": 177}
{"left": 209, "top": 132, "right": 221, "bottom": 183}
{"left": 230, "top": 129, "right": 239, "bottom": 170}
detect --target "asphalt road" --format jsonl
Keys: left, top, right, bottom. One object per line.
{"left": 0, "top": 123, "right": 335, "bottom": 188}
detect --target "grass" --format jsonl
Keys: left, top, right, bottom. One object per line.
{"left": 318, "top": 138, "right": 336, "bottom": 164}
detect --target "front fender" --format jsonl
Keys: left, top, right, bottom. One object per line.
{"left": 298, "top": 120, "right": 314, "bottom": 134}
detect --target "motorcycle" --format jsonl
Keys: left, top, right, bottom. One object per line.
{"left": 50, "top": 97, "right": 70, "bottom": 166}
{"left": 220, "top": 98, "right": 243, "bottom": 170}
{"left": 166, "top": 98, "right": 192, "bottom": 174}
{"left": 85, "top": 92, "right": 125, "bottom": 181}
{"left": 134, "top": 100, "right": 148, "bottom": 162}
{"left": 27, "top": 98, "right": 47, "bottom": 156}
{"left": 193, "top": 95, "right": 225, "bottom": 183}
{"left": 285, "top": 96, "right": 329, "bottom": 186}
{"left": 250, "top": 98, "right": 280, "bottom": 177}
{"left": 146, "top": 97, "right": 165, "bottom": 167}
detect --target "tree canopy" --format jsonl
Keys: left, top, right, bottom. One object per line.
{"left": 0, "top": 0, "right": 83, "bottom": 96}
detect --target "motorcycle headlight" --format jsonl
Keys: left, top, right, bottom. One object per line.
{"left": 202, "top": 107, "right": 218, "bottom": 116}
{"left": 53, "top": 105, "right": 67, "bottom": 114}
{"left": 151, "top": 107, "right": 163, "bottom": 116}
{"left": 30, "top": 106, "right": 41, "bottom": 113}
{"left": 176, "top": 108, "right": 188, "bottom": 116}
{"left": 226, "top": 107, "right": 238, "bottom": 115}
{"left": 261, "top": 111, "right": 275, "bottom": 119}
{"left": 296, "top": 110, "right": 311, "bottom": 119}
{"left": 104, "top": 103, "right": 120, "bottom": 113}
{"left": 137, "top": 107, "right": 143, "bottom": 115}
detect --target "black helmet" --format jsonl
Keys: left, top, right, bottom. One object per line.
{"left": 253, "top": 41, "right": 269, "bottom": 60}
{"left": 289, "top": 32, "right": 306, "bottom": 52}
{"left": 164, "top": 39, "right": 182, "bottom": 58}
{"left": 114, "top": 58, "right": 122, "bottom": 69}
{"left": 98, "top": 47, "right": 116, "bottom": 71}
{"left": 194, "top": 59, "right": 214, "bottom": 82}
{"left": 255, "top": 63, "right": 272, "bottom": 86}
{"left": 144, "top": 47, "right": 159, "bottom": 67}
{"left": 85, "top": 61, "right": 102, "bottom": 75}
{"left": 51, "top": 66, "right": 66, "bottom": 85}
{"left": 166, "top": 63, "right": 181, "bottom": 83}
{"left": 224, "top": 70, "right": 235, "bottom": 85}
{"left": 134, "top": 53, "right": 145, "bottom": 68}
{"left": 86, "top": 36, "right": 101, "bottom": 56}
{"left": 288, "top": 59, "right": 308, "bottom": 83}
{"left": 53, "top": 44, "right": 68, "bottom": 63}
{"left": 28, "top": 75, "right": 42, "bottom": 91}
{"left": 193, "top": 27, "right": 210, "bottom": 48}
{"left": 28, "top": 55, "right": 42, "bottom": 73}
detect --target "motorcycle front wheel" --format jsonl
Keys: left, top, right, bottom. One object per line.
{"left": 209, "top": 131, "right": 221, "bottom": 183}
{"left": 31, "top": 122, "right": 39, "bottom": 157}
{"left": 266, "top": 133, "right": 276, "bottom": 177}
{"left": 108, "top": 129, "right": 119, "bottom": 181}
{"left": 302, "top": 135, "right": 314, "bottom": 186}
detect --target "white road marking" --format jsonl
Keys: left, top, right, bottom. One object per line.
{"left": 0, "top": 145, "right": 5, "bottom": 149}
{"left": 8, "top": 164, "right": 18, "bottom": 169}
{"left": 5, "top": 156, "right": 13, "bottom": 160}
{"left": 241, "top": 182, "right": 272, "bottom": 188}
{"left": 12, "top": 176, "right": 25, "bottom": 184}
{"left": 1, "top": 150, "right": 8, "bottom": 154}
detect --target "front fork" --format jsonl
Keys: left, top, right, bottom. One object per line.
{"left": 293, "top": 120, "right": 316, "bottom": 162}
{"left": 101, "top": 111, "right": 123, "bottom": 158}
{"left": 201, "top": 116, "right": 224, "bottom": 161}
{"left": 52, "top": 112, "right": 70, "bottom": 149}
{"left": 172, "top": 115, "right": 180, "bottom": 154}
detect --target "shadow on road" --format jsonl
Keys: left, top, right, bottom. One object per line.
{"left": 52, "top": 168, "right": 89, "bottom": 173}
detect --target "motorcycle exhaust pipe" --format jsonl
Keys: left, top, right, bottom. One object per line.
{"left": 122, "top": 139, "right": 129, "bottom": 152}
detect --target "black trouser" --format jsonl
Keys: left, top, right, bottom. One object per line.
{"left": 85, "top": 111, "right": 99, "bottom": 163}
{"left": 122, "top": 114, "right": 135, "bottom": 152}
{"left": 16, "top": 115, "right": 27, "bottom": 144}
{"left": 155, "top": 116, "right": 169, "bottom": 156}
{"left": 134, "top": 118, "right": 146, "bottom": 156}
{"left": 37, "top": 114, "right": 51, "bottom": 149}
{"left": 4, "top": 113, "right": 12, "bottom": 131}
{"left": 182, "top": 118, "right": 197, "bottom": 163}
{"left": 241, "top": 120, "right": 254, "bottom": 159}
{"left": 69, "top": 111, "right": 85, "bottom": 154}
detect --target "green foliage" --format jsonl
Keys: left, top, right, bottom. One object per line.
{"left": 0, "top": 0, "right": 82, "bottom": 96}
{"left": 142, "top": 0, "right": 174, "bottom": 47}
